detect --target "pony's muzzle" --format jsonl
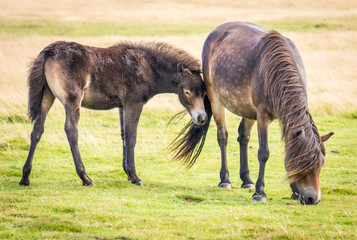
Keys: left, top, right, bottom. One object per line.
{"left": 299, "top": 187, "right": 321, "bottom": 205}
{"left": 192, "top": 109, "right": 207, "bottom": 125}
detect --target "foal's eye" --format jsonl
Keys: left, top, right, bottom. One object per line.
{"left": 184, "top": 91, "right": 191, "bottom": 96}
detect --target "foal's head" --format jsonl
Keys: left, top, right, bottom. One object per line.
{"left": 176, "top": 63, "right": 207, "bottom": 125}
{"left": 289, "top": 132, "right": 334, "bottom": 205}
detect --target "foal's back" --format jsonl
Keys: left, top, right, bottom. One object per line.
{"left": 45, "top": 41, "right": 158, "bottom": 111}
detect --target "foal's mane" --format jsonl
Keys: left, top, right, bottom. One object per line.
{"left": 113, "top": 41, "right": 201, "bottom": 73}
{"left": 258, "top": 31, "right": 323, "bottom": 182}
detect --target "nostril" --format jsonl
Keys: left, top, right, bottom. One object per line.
{"left": 304, "top": 196, "right": 315, "bottom": 205}
{"left": 300, "top": 195, "right": 316, "bottom": 205}
{"left": 197, "top": 115, "right": 202, "bottom": 123}
{"left": 198, "top": 114, "right": 207, "bottom": 124}
{"left": 307, "top": 196, "right": 314, "bottom": 204}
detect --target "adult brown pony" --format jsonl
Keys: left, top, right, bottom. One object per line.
{"left": 20, "top": 41, "right": 207, "bottom": 187}
{"left": 171, "top": 22, "right": 333, "bottom": 205}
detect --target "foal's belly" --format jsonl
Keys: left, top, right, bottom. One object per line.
{"left": 81, "top": 88, "right": 122, "bottom": 110}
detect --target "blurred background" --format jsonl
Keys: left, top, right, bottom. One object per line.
{"left": 0, "top": 0, "right": 356, "bottom": 117}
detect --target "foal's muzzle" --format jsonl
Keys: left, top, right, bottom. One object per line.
{"left": 192, "top": 109, "right": 207, "bottom": 125}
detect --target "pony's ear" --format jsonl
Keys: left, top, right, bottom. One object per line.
{"left": 177, "top": 63, "right": 186, "bottom": 73}
{"left": 321, "top": 132, "right": 334, "bottom": 142}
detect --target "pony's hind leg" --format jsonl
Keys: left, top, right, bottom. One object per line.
{"left": 20, "top": 89, "right": 55, "bottom": 185}
{"left": 64, "top": 99, "right": 93, "bottom": 186}
{"left": 237, "top": 118, "right": 255, "bottom": 189}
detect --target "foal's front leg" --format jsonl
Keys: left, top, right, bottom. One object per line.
{"left": 122, "top": 103, "right": 143, "bottom": 186}
{"left": 253, "top": 107, "right": 272, "bottom": 202}
{"left": 119, "top": 107, "right": 128, "bottom": 176}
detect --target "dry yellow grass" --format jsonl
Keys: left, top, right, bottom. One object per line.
{"left": 1, "top": 0, "right": 356, "bottom": 24}
{"left": 0, "top": 0, "right": 356, "bottom": 116}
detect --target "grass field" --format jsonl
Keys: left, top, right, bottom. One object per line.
{"left": 0, "top": 0, "right": 356, "bottom": 239}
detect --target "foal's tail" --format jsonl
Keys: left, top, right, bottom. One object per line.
{"left": 169, "top": 95, "right": 212, "bottom": 168}
{"left": 27, "top": 51, "right": 48, "bottom": 122}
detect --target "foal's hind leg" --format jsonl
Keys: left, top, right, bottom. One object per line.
{"left": 20, "top": 90, "right": 55, "bottom": 185}
{"left": 237, "top": 118, "right": 255, "bottom": 189}
{"left": 64, "top": 99, "right": 92, "bottom": 186}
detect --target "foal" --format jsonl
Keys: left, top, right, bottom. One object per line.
{"left": 20, "top": 41, "right": 207, "bottom": 186}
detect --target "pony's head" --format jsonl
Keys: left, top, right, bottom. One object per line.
{"left": 176, "top": 63, "right": 207, "bottom": 126}
{"left": 288, "top": 131, "right": 333, "bottom": 205}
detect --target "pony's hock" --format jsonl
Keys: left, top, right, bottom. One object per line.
{"left": 171, "top": 22, "right": 333, "bottom": 205}
{"left": 20, "top": 41, "right": 206, "bottom": 186}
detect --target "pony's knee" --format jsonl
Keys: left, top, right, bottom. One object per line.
{"left": 238, "top": 133, "right": 250, "bottom": 145}
{"left": 217, "top": 128, "right": 228, "bottom": 145}
{"left": 258, "top": 148, "right": 269, "bottom": 163}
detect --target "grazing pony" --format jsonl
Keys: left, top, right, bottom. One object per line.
{"left": 171, "top": 22, "right": 333, "bottom": 204}
{"left": 20, "top": 41, "right": 207, "bottom": 186}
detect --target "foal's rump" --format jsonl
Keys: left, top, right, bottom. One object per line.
{"left": 30, "top": 41, "right": 131, "bottom": 114}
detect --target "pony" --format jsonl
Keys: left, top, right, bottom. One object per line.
{"left": 171, "top": 22, "right": 333, "bottom": 205}
{"left": 20, "top": 40, "right": 207, "bottom": 186}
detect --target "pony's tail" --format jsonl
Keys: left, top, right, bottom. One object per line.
{"left": 27, "top": 51, "right": 48, "bottom": 122}
{"left": 169, "top": 94, "right": 212, "bottom": 168}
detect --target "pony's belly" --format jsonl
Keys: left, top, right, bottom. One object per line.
{"left": 217, "top": 85, "right": 257, "bottom": 119}
{"left": 224, "top": 99, "right": 257, "bottom": 120}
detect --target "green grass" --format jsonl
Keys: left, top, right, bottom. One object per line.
{"left": 1, "top": 15, "right": 356, "bottom": 37}
{"left": 0, "top": 105, "right": 356, "bottom": 239}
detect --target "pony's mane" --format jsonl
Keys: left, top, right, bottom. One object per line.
{"left": 258, "top": 30, "right": 323, "bottom": 182}
{"left": 113, "top": 41, "right": 201, "bottom": 73}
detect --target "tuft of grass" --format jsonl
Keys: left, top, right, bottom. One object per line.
{"left": 0, "top": 114, "right": 30, "bottom": 123}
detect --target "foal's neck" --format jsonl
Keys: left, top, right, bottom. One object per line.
{"left": 155, "top": 70, "right": 180, "bottom": 94}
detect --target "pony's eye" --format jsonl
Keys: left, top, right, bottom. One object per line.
{"left": 184, "top": 91, "right": 191, "bottom": 96}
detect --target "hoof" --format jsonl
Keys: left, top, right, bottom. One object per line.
{"left": 252, "top": 193, "right": 267, "bottom": 203}
{"left": 241, "top": 183, "right": 254, "bottom": 189}
{"left": 19, "top": 177, "right": 30, "bottom": 186}
{"left": 132, "top": 180, "right": 144, "bottom": 186}
{"left": 82, "top": 180, "right": 94, "bottom": 186}
{"left": 81, "top": 175, "right": 93, "bottom": 186}
{"left": 218, "top": 182, "right": 232, "bottom": 189}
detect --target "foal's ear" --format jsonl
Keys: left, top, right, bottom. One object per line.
{"left": 321, "top": 132, "right": 334, "bottom": 142}
{"left": 177, "top": 63, "right": 186, "bottom": 73}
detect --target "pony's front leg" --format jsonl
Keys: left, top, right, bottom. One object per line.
{"left": 122, "top": 103, "right": 143, "bottom": 186}
{"left": 237, "top": 118, "right": 255, "bottom": 189}
{"left": 253, "top": 107, "right": 272, "bottom": 202}
{"left": 64, "top": 102, "right": 93, "bottom": 186}
{"left": 211, "top": 103, "right": 231, "bottom": 189}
